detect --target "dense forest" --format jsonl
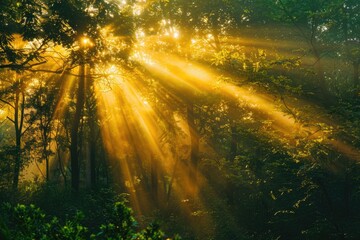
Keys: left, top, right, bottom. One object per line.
{"left": 0, "top": 0, "right": 359, "bottom": 239}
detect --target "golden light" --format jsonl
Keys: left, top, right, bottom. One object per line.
{"left": 80, "top": 36, "right": 93, "bottom": 48}
{"left": 86, "top": 5, "right": 99, "bottom": 17}
{"left": 135, "top": 29, "right": 146, "bottom": 39}
{"left": 14, "top": 19, "right": 360, "bottom": 239}
{"left": 12, "top": 34, "right": 26, "bottom": 49}
{"left": 133, "top": 45, "right": 360, "bottom": 166}
{"left": 26, "top": 78, "right": 41, "bottom": 94}
{"left": 173, "top": 31, "right": 180, "bottom": 39}
{"left": 133, "top": 1, "right": 147, "bottom": 16}
{"left": 0, "top": 109, "right": 6, "bottom": 120}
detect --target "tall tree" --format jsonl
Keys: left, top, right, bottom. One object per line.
{"left": 45, "top": 0, "right": 134, "bottom": 191}
{"left": 0, "top": 72, "right": 35, "bottom": 189}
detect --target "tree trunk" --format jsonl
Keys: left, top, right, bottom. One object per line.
{"left": 212, "top": 28, "right": 221, "bottom": 52}
{"left": 45, "top": 150, "right": 49, "bottom": 182}
{"left": 151, "top": 156, "right": 159, "bottom": 204}
{"left": 187, "top": 102, "right": 199, "bottom": 195}
{"left": 87, "top": 67, "right": 97, "bottom": 189}
{"left": 70, "top": 63, "right": 85, "bottom": 192}
{"left": 166, "top": 156, "right": 179, "bottom": 204}
{"left": 226, "top": 124, "right": 238, "bottom": 204}
{"left": 353, "top": 60, "right": 359, "bottom": 89}
{"left": 89, "top": 129, "right": 96, "bottom": 188}
{"left": 313, "top": 50, "right": 327, "bottom": 95}
{"left": 12, "top": 90, "right": 22, "bottom": 190}
{"left": 13, "top": 134, "right": 21, "bottom": 189}
{"left": 57, "top": 147, "right": 67, "bottom": 186}
{"left": 43, "top": 129, "right": 49, "bottom": 182}
{"left": 229, "top": 124, "right": 237, "bottom": 161}
{"left": 343, "top": 172, "right": 351, "bottom": 219}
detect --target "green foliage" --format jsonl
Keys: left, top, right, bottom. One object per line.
{"left": 95, "top": 201, "right": 136, "bottom": 239}
{"left": 58, "top": 211, "right": 88, "bottom": 240}
{"left": 134, "top": 223, "right": 165, "bottom": 240}
{"left": 4, "top": 203, "right": 51, "bottom": 240}
{"left": 2, "top": 201, "right": 174, "bottom": 240}
{"left": 2, "top": 203, "right": 87, "bottom": 240}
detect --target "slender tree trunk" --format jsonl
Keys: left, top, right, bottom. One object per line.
{"left": 166, "top": 155, "right": 179, "bottom": 204}
{"left": 187, "top": 102, "right": 199, "bottom": 195}
{"left": 57, "top": 147, "right": 67, "bottom": 186}
{"left": 313, "top": 50, "right": 327, "bottom": 94}
{"left": 43, "top": 129, "right": 49, "bottom": 182}
{"left": 45, "top": 149, "right": 49, "bottom": 182}
{"left": 12, "top": 90, "right": 23, "bottom": 190}
{"left": 229, "top": 124, "right": 237, "bottom": 161}
{"left": 212, "top": 28, "right": 221, "bottom": 52}
{"left": 13, "top": 137, "right": 21, "bottom": 189}
{"left": 89, "top": 127, "right": 96, "bottom": 188}
{"left": 343, "top": 172, "right": 351, "bottom": 219}
{"left": 151, "top": 155, "right": 159, "bottom": 204}
{"left": 55, "top": 122, "right": 67, "bottom": 185}
{"left": 86, "top": 67, "right": 97, "bottom": 189}
{"left": 353, "top": 60, "right": 359, "bottom": 89}
{"left": 70, "top": 63, "right": 85, "bottom": 192}
{"left": 226, "top": 124, "right": 238, "bottom": 204}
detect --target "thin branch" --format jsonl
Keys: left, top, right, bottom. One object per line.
{"left": 280, "top": 95, "right": 298, "bottom": 121}
{"left": 20, "top": 39, "right": 49, "bottom": 66}
{"left": 0, "top": 98, "right": 15, "bottom": 109}
{"left": 19, "top": 91, "right": 25, "bottom": 134}
{"left": 305, "top": 127, "right": 322, "bottom": 140}
{"left": 277, "top": 0, "right": 310, "bottom": 42}
{"left": 21, "top": 124, "right": 33, "bottom": 137}
{"left": 34, "top": 158, "right": 46, "bottom": 180}
{"left": 25, "top": 61, "right": 47, "bottom": 68}
{"left": 0, "top": 38, "right": 49, "bottom": 70}
{"left": 0, "top": 60, "right": 47, "bottom": 70}
{"left": 6, "top": 116, "right": 15, "bottom": 124}
{"left": 26, "top": 66, "right": 78, "bottom": 76}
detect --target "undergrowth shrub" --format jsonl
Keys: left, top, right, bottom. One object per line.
{"left": 1, "top": 202, "right": 178, "bottom": 240}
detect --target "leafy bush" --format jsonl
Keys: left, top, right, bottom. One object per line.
{"left": 1, "top": 202, "right": 177, "bottom": 240}
{"left": 93, "top": 201, "right": 136, "bottom": 239}
{"left": 2, "top": 203, "right": 87, "bottom": 240}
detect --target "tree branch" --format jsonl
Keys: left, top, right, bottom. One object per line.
{"left": 21, "top": 123, "right": 33, "bottom": 137}
{"left": 6, "top": 116, "right": 15, "bottom": 124}
{"left": 0, "top": 60, "right": 47, "bottom": 70}
{"left": 19, "top": 91, "right": 25, "bottom": 134}
{"left": 0, "top": 98, "right": 15, "bottom": 109}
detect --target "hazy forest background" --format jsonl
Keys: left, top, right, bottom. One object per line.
{"left": 0, "top": 0, "right": 360, "bottom": 239}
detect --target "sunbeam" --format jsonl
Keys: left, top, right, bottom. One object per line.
{"left": 134, "top": 48, "right": 360, "bottom": 164}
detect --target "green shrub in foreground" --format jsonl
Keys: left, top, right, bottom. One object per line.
{"left": 1, "top": 202, "right": 178, "bottom": 240}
